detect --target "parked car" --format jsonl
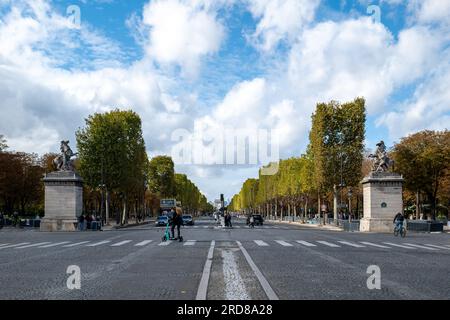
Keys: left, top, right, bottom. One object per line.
{"left": 182, "top": 215, "right": 194, "bottom": 226}
{"left": 246, "top": 214, "right": 264, "bottom": 226}
{"left": 155, "top": 215, "right": 169, "bottom": 227}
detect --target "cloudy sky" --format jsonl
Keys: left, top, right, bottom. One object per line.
{"left": 0, "top": 0, "right": 449, "bottom": 201}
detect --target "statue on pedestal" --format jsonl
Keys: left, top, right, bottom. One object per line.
{"left": 369, "top": 140, "right": 393, "bottom": 173}
{"left": 53, "top": 140, "right": 77, "bottom": 171}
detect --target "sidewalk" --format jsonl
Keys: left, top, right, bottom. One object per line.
{"left": 267, "top": 219, "right": 343, "bottom": 232}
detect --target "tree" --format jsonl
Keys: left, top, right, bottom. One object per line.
{"left": 309, "top": 98, "right": 366, "bottom": 223}
{"left": 392, "top": 130, "right": 450, "bottom": 219}
{"left": 148, "top": 156, "right": 176, "bottom": 198}
{"left": 76, "top": 109, "right": 148, "bottom": 225}
{"left": 0, "top": 135, "right": 7, "bottom": 152}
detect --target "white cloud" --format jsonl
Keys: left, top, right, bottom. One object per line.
{"left": 247, "top": 0, "right": 320, "bottom": 51}
{"left": 408, "top": 0, "right": 450, "bottom": 25}
{"left": 141, "top": 0, "right": 225, "bottom": 76}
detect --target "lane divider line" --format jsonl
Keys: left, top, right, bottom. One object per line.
{"left": 196, "top": 240, "right": 215, "bottom": 300}
{"left": 236, "top": 241, "right": 279, "bottom": 300}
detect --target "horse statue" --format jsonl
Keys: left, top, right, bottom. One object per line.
{"left": 53, "top": 140, "right": 78, "bottom": 171}
{"left": 369, "top": 140, "right": 393, "bottom": 172}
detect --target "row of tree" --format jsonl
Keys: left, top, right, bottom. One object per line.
{"left": 229, "top": 98, "right": 450, "bottom": 221}
{"left": 0, "top": 110, "right": 213, "bottom": 223}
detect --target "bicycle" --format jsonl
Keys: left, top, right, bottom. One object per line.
{"left": 394, "top": 223, "right": 406, "bottom": 238}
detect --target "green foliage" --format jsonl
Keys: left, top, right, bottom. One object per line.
{"left": 393, "top": 130, "right": 450, "bottom": 215}
{"left": 76, "top": 109, "right": 148, "bottom": 195}
{"left": 0, "top": 135, "right": 7, "bottom": 152}
{"left": 148, "top": 156, "right": 176, "bottom": 198}
{"left": 309, "top": 98, "right": 366, "bottom": 192}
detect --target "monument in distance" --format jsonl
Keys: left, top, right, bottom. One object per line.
{"left": 40, "top": 141, "right": 83, "bottom": 232}
{"left": 359, "top": 141, "right": 404, "bottom": 232}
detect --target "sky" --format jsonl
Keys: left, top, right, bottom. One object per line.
{"left": 0, "top": 0, "right": 449, "bottom": 202}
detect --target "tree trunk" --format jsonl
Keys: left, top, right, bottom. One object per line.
{"left": 121, "top": 197, "right": 127, "bottom": 225}
{"left": 333, "top": 185, "right": 338, "bottom": 225}
{"left": 415, "top": 190, "right": 420, "bottom": 220}
{"left": 105, "top": 190, "right": 110, "bottom": 225}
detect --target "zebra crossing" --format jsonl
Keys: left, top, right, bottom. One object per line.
{"left": 0, "top": 239, "right": 449, "bottom": 252}
{"left": 188, "top": 225, "right": 289, "bottom": 229}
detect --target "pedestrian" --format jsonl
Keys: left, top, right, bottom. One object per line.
{"left": 78, "top": 214, "right": 85, "bottom": 231}
{"left": 171, "top": 207, "right": 183, "bottom": 241}
{"left": 249, "top": 215, "right": 255, "bottom": 228}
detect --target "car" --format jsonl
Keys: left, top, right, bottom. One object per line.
{"left": 247, "top": 214, "right": 264, "bottom": 226}
{"left": 155, "top": 215, "right": 169, "bottom": 226}
{"left": 182, "top": 215, "right": 194, "bottom": 226}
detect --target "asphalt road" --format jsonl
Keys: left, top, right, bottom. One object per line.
{"left": 0, "top": 217, "right": 449, "bottom": 300}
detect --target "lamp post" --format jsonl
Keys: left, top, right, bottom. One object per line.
{"left": 348, "top": 188, "right": 353, "bottom": 222}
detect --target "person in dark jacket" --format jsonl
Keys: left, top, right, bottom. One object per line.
{"left": 393, "top": 212, "right": 404, "bottom": 231}
{"left": 171, "top": 207, "right": 183, "bottom": 240}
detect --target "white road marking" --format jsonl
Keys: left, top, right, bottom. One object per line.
{"left": 222, "top": 249, "right": 250, "bottom": 299}
{"left": 296, "top": 240, "right": 317, "bottom": 247}
{"left": 424, "top": 244, "right": 450, "bottom": 250}
{"left": 360, "top": 242, "right": 391, "bottom": 248}
{"left": 383, "top": 242, "right": 417, "bottom": 249}
{"left": 184, "top": 240, "right": 197, "bottom": 246}
{"left": 0, "top": 242, "right": 30, "bottom": 249}
{"left": 234, "top": 226, "right": 241, "bottom": 229}
{"left": 15, "top": 242, "right": 51, "bottom": 249}
{"left": 317, "top": 241, "right": 340, "bottom": 248}
{"left": 38, "top": 241, "right": 70, "bottom": 248}
{"left": 193, "top": 226, "right": 199, "bottom": 228}
{"left": 158, "top": 241, "right": 172, "bottom": 246}
{"left": 63, "top": 241, "right": 90, "bottom": 247}
{"left": 254, "top": 240, "right": 269, "bottom": 246}
{"left": 403, "top": 243, "right": 438, "bottom": 251}
{"left": 111, "top": 240, "right": 132, "bottom": 247}
{"left": 0, "top": 243, "right": 10, "bottom": 247}
{"left": 203, "top": 226, "right": 209, "bottom": 229}
{"left": 135, "top": 240, "right": 153, "bottom": 246}
{"left": 236, "top": 241, "right": 279, "bottom": 300}
{"left": 338, "top": 241, "right": 365, "bottom": 248}
{"left": 275, "top": 240, "right": 293, "bottom": 247}
{"left": 196, "top": 240, "right": 215, "bottom": 300}
{"left": 86, "top": 240, "right": 111, "bottom": 247}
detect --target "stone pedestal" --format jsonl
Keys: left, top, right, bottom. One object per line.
{"left": 40, "top": 171, "right": 83, "bottom": 232}
{"left": 359, "top": 172, "right": 404, "bottom": 232}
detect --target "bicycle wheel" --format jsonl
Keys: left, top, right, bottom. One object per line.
{"left": 400, "top": 227, "right": 406, "bottom": 238}
{"left": 394, "top": 228, "right": 399, "bottom": 237}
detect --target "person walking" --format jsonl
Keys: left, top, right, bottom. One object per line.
{"left": 78, "top": 214, "right": 85, "bottom": 231}
{"left": 171, "top": 207, "right": 183, "bottom": 241}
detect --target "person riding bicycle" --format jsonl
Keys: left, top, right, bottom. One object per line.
{"left": 393, "top": 212, "right": 404, "bottom": 231}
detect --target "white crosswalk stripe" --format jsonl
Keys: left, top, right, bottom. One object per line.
{"left": 135, "top": 240, "right": 153, "bottom": 246}
{"left": 0, "top": 243, "right": 10, "bottom": 247}
{"left": 275, "top": 240, "right": 293, "bottom": 247}
{"left": 184, "top": 240, "right": 197, "bottom": 246}
{"left": 193, "top": 226, "right": 199, "bottom": 228}
{"left": 424, "top": 244, "right": 450, "bottom": 250}
{"left": 360, "top": 242, "right": 391, "bottom": 248}
{"left": 38, "top": 241, "right": 70, "bottom": 248}
{"left": 254, "top": 240, "right": 269, "bottom": 246}
{"left": 63, "top": 241, "right": 90, "bottom": 247}
{"left": 383, "top": 242, "right": 416, "bottom": 249}
{"left": 111, "top": 240, "right": 132, "bottom": 247}
{"left": 203, "top": 226, "right": 209, "bottom": 229}
{"left": 403, "top": 243, "right": 438, "bottom": 251}
{"left": 0, "top": 242, "right": 30, "bottom": 249}
{"left": 16, "top": 242, "right": 51, "bottom": 249}
{"left": 158, "top": 241, "right": 172, "bottom": 246}
{"left": 317, "top": 241, "right": 340, "bottom": 248}
{"left": 338, "top": 241, "right": 365, "bottom": 248}
{"left": 296, "top": 240, "right": 317, "bottom": 247}
{"left": 86, "top": 240, "right": 111, "bottom": 247}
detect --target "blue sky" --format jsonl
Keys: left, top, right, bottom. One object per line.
{"left": 0, "top": 0, "right": 449, "bottom": 201}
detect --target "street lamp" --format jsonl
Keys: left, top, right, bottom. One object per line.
{"left": 348, "top": 188, "right": 353, "bottom": 222}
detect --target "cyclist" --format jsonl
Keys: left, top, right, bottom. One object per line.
{"left": 393, "top": 212, "right": 404, "bottom": 232}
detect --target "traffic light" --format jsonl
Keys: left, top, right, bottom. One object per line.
{"left": 220, "top": 194, "right": 224, "bottom": 202}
